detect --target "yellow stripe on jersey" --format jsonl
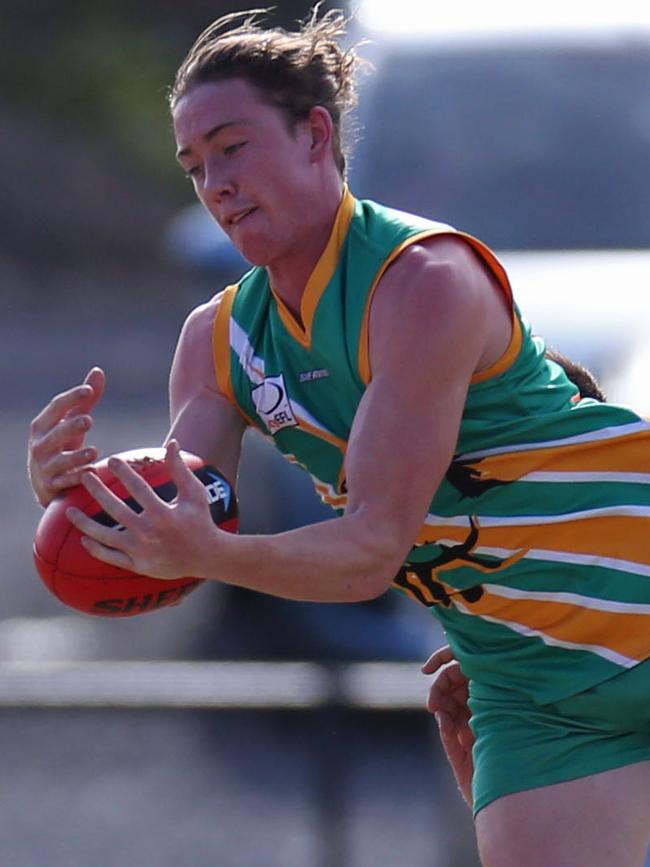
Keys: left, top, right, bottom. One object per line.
{"left": 417, "top": 511, "right": 650, "bottom": 568}
{"left": 457, "top": 427, "right": 650, "bottom": 483}
{"left": 459, "top": 233, "right": 513, "bottom": 309}
{"left": 396, "top": 569, "right": 650, "bottom": 665}
{"left": 471, "top": 314, "right": 522, "bottom": 385}
{"left": 294, "top": 414, "right": 347, "bottom": 453}
{"left": 213, "top": 285, "right": 238, "bottom": 405}
{"left": 212, "top": 285, "right": 259, "bottom": 428}
{"left": 281, "top": 455, "right": 348, "bottom": 509}
{"left": 455, "top": 586, "right": 650, "bottom": 665}
{"left": 312, "top": 481, "right": 347, "bottom": 509}
{"left": 358, "top": 230, "right": 517, "bottom": 386}
{"left": 358, "top": 229, "right": 458, "bottom": 385}
{"left": 271, "top": 186, "right": 356, "bottom": 350}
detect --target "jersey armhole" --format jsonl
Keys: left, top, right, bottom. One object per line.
{"left": 459, "top": 233, "right": 520, "bottom": 386}
{"left": 212, "top": 284, "right": 240, "bottom": 407}
{"left": 357, "top": 229, "right": 451, "bottom": 385}
{"left": 212, "top": 284, "right": 259, "bottom": 429}
{"left": 357, "top": 229, "right": 520, "bottom": 387}
{"left": 470, "top": 311, "right": 522, "bottom": 385}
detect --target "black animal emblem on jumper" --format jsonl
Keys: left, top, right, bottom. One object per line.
{"left": 394, "top": 516, "right": 525, "bottom": 608}
{"left": 446, "top": 457, "right": 510, "bottom": 499}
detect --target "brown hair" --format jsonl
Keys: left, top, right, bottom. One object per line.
{"left": 169, "top": 6, "right": 368, "bottom": 176}
{"left": 545, "top": 348, "right": 606, "bottom": 401}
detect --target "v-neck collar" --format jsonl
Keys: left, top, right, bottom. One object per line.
{"left": 271, "top": 185, "right": 356, "bottom": 350}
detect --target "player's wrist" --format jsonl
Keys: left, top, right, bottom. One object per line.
{"left": 195, "top": 521, "right": 241, "bottom": 583}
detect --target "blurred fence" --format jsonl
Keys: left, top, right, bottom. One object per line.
{"left": 0, "top": 660, "right": 477, "bottom": 867}
{"left": 0, "top": 660, "right": 427, "bottom": 710}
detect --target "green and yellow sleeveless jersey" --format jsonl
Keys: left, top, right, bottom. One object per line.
{"left": 213, "top": 187, "right": 650, "bottom": 705}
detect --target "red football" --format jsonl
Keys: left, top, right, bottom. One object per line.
{"left": 33, "top": 447, "right": 238, "bottom": 617}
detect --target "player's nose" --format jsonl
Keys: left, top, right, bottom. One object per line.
{"left": 202, "top": 163, "right": 236, "bottom": 204}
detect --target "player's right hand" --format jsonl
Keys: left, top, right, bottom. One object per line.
{"left": 28, "top": 367, "right": 106, "bottom": 507}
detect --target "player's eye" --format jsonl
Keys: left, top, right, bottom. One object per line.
{"left": 224, "top": 141, "right": 247, "bottom": 156}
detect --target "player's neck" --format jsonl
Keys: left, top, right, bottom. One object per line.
{"left": 267, "top": 180, "right": 344, "bottom": 322}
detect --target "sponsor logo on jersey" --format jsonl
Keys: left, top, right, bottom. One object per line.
{"left": 251, "top": 372, "right": 298, "bottom": 434}
{"left": 298, "top": 368, "right": 330, "bottom": 383}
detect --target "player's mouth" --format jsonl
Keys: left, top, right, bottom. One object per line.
{"left": 227, "top": 207, "right": 258, "bottom": 227}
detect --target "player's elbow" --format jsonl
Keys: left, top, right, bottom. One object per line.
{"left": 346, "top": 572, "right": 392, "bottom": 602}
{"left": 345, "top": 513, "right": 412, "bottom": 601}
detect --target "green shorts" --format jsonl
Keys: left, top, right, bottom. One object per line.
{"left": 469, "top": 657, "right": 650, "bottom": 817}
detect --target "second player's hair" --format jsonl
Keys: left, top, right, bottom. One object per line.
{"left": 545, "top": 348, "right": 606, "bottom": 402}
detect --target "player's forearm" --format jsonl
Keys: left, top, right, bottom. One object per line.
{"left": 199, "top": 513, "right": 403, "bottom": 602}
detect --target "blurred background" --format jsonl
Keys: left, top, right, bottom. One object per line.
{"left": 3, "top": 0, "right": 650, "bottom": 864}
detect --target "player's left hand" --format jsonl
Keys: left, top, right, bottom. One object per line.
{"left": 422, "top": 645, "right": 475, "bottom": 808}
{"left": 66, "top": 440, "right": 219, "bottom": 580}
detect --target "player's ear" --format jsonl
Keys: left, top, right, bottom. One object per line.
{"left": 306, "top": 106, "right": 334, "bottom": 163}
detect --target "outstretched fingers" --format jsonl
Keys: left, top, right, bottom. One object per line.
{"left": 65, "top": 460, "right": 160, "bottom": 570}
{"left": 164, "top": 439, "right": 207, "bottom": 502}
{"left": 66, "top": 503, "right": 129, "bottom": 548}
{"left": 79, "top": 469, "right": 142, "bottom": 527}
{"left": 28, "top": 371, "right": 107, "bottom": 507}
{"left": 66, "top": 479, "right": 136, "bottom": 570}
{"left": 31, "top": 387, "right": 93, "bottom": 450}
{"left": 78, "top": 535, "right": 133, "bottom": 570}
{"left": 82, "top": 366, "right": 106, "bottom": 402}
{"left": 104, "top": 457, "right": 167, "bottom": 512}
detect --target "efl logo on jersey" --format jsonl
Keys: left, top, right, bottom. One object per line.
{"left": 251, "top": 373, "right": 298, "bottom": 434}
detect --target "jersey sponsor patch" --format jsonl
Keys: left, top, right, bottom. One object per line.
{"left": 251, "top": 372, "right": 298, "bottom": 434}
{"left": 298, "top": 368, "right": 330, "bottom": 383}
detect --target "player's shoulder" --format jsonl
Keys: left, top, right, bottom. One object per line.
{"left": 179, "top": 291, "right": 227, "bottom": 342}
{"left": 172, "top": 293, "right": 228, "bottom": 385}
{"left": 381, "top": 232, "right": 491, "bottom": 312}
{"left": 394, "top": 232, "right": 487, "bottom": 277}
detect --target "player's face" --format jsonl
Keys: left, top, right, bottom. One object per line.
{"left": 173, "top": 78, "right": 319, "bottom": 268}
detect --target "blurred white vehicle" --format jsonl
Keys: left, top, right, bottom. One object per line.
{"left": 351, "top": 2, "right": 650, "bottom": 412}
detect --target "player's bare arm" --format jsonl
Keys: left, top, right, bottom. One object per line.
{"left": 165, "top": 292, "right": 246, "bottom": 486}
{"left": 68, "top": 235, "right": 512, "bottom": 597}
{"left": 334, "top": 236, "right": 511, "bottom": 578}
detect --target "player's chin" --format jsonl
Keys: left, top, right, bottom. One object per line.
{"left": 236, "top": 247, "right": 269, "bottom": 268}
{"left": 230, "top": 233, "right": 277, "bottom": 268}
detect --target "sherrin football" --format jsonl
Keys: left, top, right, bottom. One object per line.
{"left": 33, "top": 447, "right": 238, "bottom": 617}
